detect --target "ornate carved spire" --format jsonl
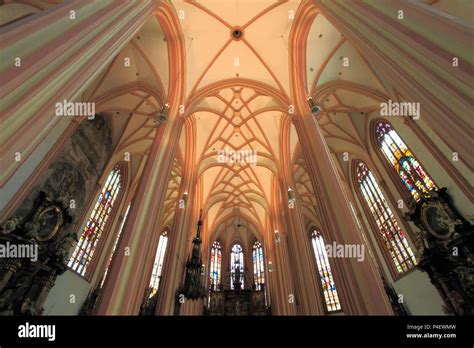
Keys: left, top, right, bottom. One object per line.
{"left": 180, "top": 209, "right": 206, "bottom": 300}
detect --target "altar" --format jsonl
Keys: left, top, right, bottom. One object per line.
{"left": 207, "top": 289, "right": 268, "bottom": 316}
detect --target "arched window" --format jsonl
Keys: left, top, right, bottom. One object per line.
{"left": 252, "top": 241, "right": 265, "bottom": 291}
{"left": 68, "top": 165, "right": 123, "bottom": 276}
{"left": 356, "top": 162, "right": 417, "bottom": 273}
{"left": 230, "top": 244, "right": 244, "bottom": 289}
{"left": 147, "top": 231, "right": 169, "bottom": 299}
{"left": 209, "top": 241, "right": 222, "bottom": 291}
{"left": 311, "top": 230, "right": 341, "bottom": 312}
{"left": 100, "top": 203, "right": 130, "bottom": 288}
{"left": 375, "top": 121, "right": 436, "bottom": 201}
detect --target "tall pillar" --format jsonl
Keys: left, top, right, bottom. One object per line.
{"left": 278, "top": 117, "right": 325, "bottom": 315}
{"left": 1, "top": 0, "right": 158, "bottom": 212}
{"left": 265, "top": 179, "right": 298, "bottom": 315}
{"left": 289, "top": 2, "right": 393, "bottom": 315}
{"left": 244, "top": 239, "right": 253, "bottom": 290}
{"left": 95, "top": 114, "right": 184, "bottom": 315}
{"left": 155, "top": 118, "right": 200, "bottom": 315}
{"left": 155, "top": 182, "right": 200, "bottom": 315}
{"left": 292, "top": 115, "right": 393, "bottom": 314}
{"left": 95, "top": 1, "right": 185, "bottom": 313}
{"left": 220, "top": 237, "right": 231, "bottom": 290}
{"left": 315, "top": 0, "right": 473, "bottom": 168}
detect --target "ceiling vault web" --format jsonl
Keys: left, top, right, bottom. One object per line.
{"left": 82, "top": 0, "right": 405, "bottom": 244}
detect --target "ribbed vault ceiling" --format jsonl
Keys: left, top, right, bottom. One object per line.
{"left": 54, "top": 0, "right": 462, "bottom": 244}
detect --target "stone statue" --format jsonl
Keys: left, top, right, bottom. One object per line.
{"left": 234, "top": 266, "right": 241, "bottom": 290}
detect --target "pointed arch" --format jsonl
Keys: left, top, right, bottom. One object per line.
{"left": 146, "top": 229, "right": 169, "bottom": 299}
{"left": 252, "top": 240, "right": 265, "bottom": 291}
{"left": 208, "top": 240, "right": 222, "bottom": 292}
{"left": 352, "top": 160, "right": 418, "bottom": 276}
{"left": 370, "top": 119, "right": 437, "bottom": 202}
{"left": 68, "top": 163, "right": 127, "bottom": 276}
{"left": 230, "top": 242, "right": 245, "bottom": 289}
{"left": 308, "top": 226, "right": 342, "bottom": 312}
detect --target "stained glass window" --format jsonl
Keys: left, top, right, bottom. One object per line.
{"left": 252, "top": 241, "right": 265, "bottom": 291}
{"left": 68, "top": 165, "right": 123, "bottom": 276}
{"left": 376, "top": 121, "right": 436, "bottom": 201}
{"left": 356, "top": 162, "right": 417, "bottom": 273}
{"left": 147, "top": 231, "right": 168, "bottom": 299}
{"left": 209, "top": 241, "right": 222, "bottom": 291}
{"left": 99, "top": 203, "right": 130, "bottom": 288}
{"left": 230, "top": 244, "right": 244, "bottom": 289}
{"left": 311, "top": 230, "right": 341, "bottom": 312}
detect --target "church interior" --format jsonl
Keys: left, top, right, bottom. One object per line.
{"left": 0, "top": 0, "right": 473, "bottom": 318}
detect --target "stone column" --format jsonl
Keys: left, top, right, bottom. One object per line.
{"left": 291, "top": 114, "right": 393, "bottom": 314}
{"left": 1, "top": 0, "right": 158, "bottom": 213}
{"left": 289, "top": 2, "right": 394, "bottom": 315}
{"left": 95, "top": 115, "right": 184, "bottom": 315}
{"left": 244, "top": 240, "right": 253, "bottom": 290}
{"left": 95, "top": 0, "right": 186, "bottom": 309}
{"left": 155, "top": 183, "right": 200, "bottom": 315}
{"left": 155, "top": 119, "right": 200, "bottom": 315}
{"left": 221, "top": 237, "right": 231, "bottom": 290}
{"left": 265, "top": 179, "right": 298, "bottom": 315}
{"left": 278, "top": 117, "right": 325, "bottom": 315}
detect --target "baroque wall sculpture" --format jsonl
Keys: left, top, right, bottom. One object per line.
{"left": 0, "top": 115, "right": 113, "bottom": 315}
